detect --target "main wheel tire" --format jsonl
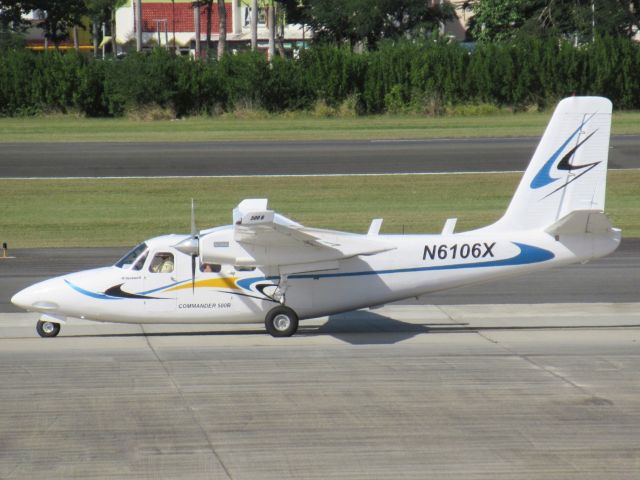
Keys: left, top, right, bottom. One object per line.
{"left": 265, "top": 306, "right": 299, "bottom": 337}
{"left": 36, "top": 320, "right": 61, "bottom": 338}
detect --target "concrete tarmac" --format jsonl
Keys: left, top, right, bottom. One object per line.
{"left": 1, "top": 303, "right": 639, "bottom": 479}
{"left": 1, "top": 136, "right": 639, "bottom": 177}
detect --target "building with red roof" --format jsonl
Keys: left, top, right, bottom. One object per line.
{"left": 115, "top": 0, "right": 310, "bottom": 54}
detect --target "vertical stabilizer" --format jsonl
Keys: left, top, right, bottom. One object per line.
{"left": 494, "top": 97, "right": 612, "bottom": 231}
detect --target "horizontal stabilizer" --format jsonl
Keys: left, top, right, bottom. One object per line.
{"left": 545, "top": 210, "right": 613, "bottom": 235}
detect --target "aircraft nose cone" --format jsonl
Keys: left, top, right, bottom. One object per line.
{"left": 11, "top": 282, "right": 60, "bottom": 312}
{"left": 11, "top": 288, "right": 30, "bottom": 309}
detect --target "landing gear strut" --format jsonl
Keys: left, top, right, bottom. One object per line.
{"left": 265, "top": 306, "right": 299, "bottom": 337}
{"left": 36, "top": 320, "right": 61, "bottom": 338}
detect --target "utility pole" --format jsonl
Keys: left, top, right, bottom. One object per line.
{"left": 135, "top": 0, "right": 143, "bottom": 51}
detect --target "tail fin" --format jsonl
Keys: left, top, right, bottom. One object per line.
{"left": 494, "top": 96, "right": 612, "bottom": 231}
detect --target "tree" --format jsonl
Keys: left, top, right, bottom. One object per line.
{"left": 250, "top": 0, "right": 258, "bottom": 50}
{"left": 0, "top": 0, "right": 89, "bottom": 47}
{"left": 85, "top": 0, "right": 125, "bottom": 56}
{"left": 204, "top": 0, "right": 212, "bottom": 56}
{"left": 469, "top": 0, "right": 640, "bottom": 43}
{"left": 32, "top": 0, "right": 87, "bottom": 46}
{"left": 0, "top": 0, "right": 30, "bottom": 49}
{"left": 0, "top": 0, "right": 29, "bottom": 30}
{"left": 267, "top": 0, "right": 275, "bottom": 58}
{"left": 217, "top": 0, "right": 226, "bottom": 58}
{"left": 298, "top": 0, "right": 455, "bottom": 48}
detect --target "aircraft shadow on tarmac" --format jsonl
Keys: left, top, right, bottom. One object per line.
{"left": 61, "top": 310, "right": 640, "bottom": 345}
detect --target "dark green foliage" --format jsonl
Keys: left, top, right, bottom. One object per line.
{"left": 299, "top": 45, "right": 366, "bottom": 107}
{"left": 470, "top": 0, "right": 640, "bottom": 43}
{"left": 0, "top": 36, "right": 639, "bottom": 118}
{"left": 299, "top": 0, "right": 454, "bottom": 48}
{"left": 260, "top": 57, "right": 315, "bottom": 112}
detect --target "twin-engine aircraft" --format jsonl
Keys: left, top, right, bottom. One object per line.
{"left": 12, "top": 97, "right": 620, "bottom": 337}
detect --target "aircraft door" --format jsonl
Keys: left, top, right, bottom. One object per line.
{"left": 143, "top": 251, "right": 178, "bottom": 312}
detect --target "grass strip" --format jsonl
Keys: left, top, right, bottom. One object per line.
{"left": 1, "top": 171, "right": 638, "bottom": 248}
{"left": 1, "top": 111, "right": 640, "bottom": 143}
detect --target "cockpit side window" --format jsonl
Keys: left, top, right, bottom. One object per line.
{"left": 149, "top": 253, "right": 174, "bottom": 273}
{"left": 115, "top": 243, "right": 148, "bottom": 269}
{"left": 132, "top": 251, "right": 148, "bottom": 271}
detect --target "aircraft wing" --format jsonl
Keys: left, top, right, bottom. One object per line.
{"left": 235, "top": 215, "right": 394, "bottom": 258}
{"left": 233, "top": 199, "right": 394, "bottom": 261}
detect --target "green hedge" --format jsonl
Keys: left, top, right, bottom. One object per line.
{"left": 0, "top": 36, "right": 639, "bottom": 117}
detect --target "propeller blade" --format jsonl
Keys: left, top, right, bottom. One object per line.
{"left": 191, "top": 198, "right": 197, "bottom": 238}
{"left": 191, "top": 254, "right": 196, "bottom": 294}
{"left": 175, "top": 199, "right": 200, "bottom": 257}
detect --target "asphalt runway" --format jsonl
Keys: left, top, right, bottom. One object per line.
{"left": 1, "top": 136, "right": 639, "bottom": 177}
{"left": 1, "top": 239, "right": 638, "bottom": 313}
{"left": 1, "top": 304, "right": 639, "bottom": 479}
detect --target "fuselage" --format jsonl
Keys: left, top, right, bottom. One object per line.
{"left": 11, "top": 225, "right": 620, "bottom": 325}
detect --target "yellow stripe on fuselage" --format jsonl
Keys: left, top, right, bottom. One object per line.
{"left": 165, "top": 277, "right": 238, "bottom": 292}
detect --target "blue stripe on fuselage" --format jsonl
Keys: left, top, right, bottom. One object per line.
{"left": 236, "top": 242, "right": 554, "bottom": 291}
{"left": 65, "top": 279, "right": 122, "bottom": 300}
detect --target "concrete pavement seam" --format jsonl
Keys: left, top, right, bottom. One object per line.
{"left": 140, "top": 326, "right": 234, "bottom": 480}
{"left": 435, "top": 305, "right": 617, "bottom": 403}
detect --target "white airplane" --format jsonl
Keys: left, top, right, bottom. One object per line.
{"left": 12, "top": 96, "right": 620, "bottom": 338}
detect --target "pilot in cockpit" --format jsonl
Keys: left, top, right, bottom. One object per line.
{"left": 150, "top": 253, "right": 174, "bottom": 273}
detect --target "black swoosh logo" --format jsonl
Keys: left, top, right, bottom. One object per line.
{"left": 255, "top": 283, "right": 279, "bottom": 302}
{"left": 556, "top": 130, "right": 599, "bottom": 171}
{"left": 543, "top": 129, "right": 601, "bottom": 199}
{"left": 104, "top": 283, "right": 159, "bottom": 299}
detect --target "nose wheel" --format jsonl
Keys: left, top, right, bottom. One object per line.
{"left": 265, "top": 306, "right": 299, "bottom": 337}
{"left": 37, "top": 320, "right": 61, "bottom": 338}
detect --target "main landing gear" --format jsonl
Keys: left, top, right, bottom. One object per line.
{"left": 265, "top": 306, "right": 299, "bottom": 337}
{"left": 36, "top": 320, "right": 61, "bottom": 338}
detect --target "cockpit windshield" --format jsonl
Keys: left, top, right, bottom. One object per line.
{"left": 115, "top": 243, "right": 148, "bottom": 269}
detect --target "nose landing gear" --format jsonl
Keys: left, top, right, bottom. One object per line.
{"left": 37, "top": 320, "right": 61, "bottom": 338}
{"left": 36, "top": 314, "right": 65, "bottom": 337}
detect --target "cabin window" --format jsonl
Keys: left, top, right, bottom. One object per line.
{"left": 115, "top": 243, "right": 148, "bottom": 269}
{"left": 200, "top": 263, "right": 221, "bottom": 273}
{"left": 149, "top": 253, "right": 174, "bottom": 273}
